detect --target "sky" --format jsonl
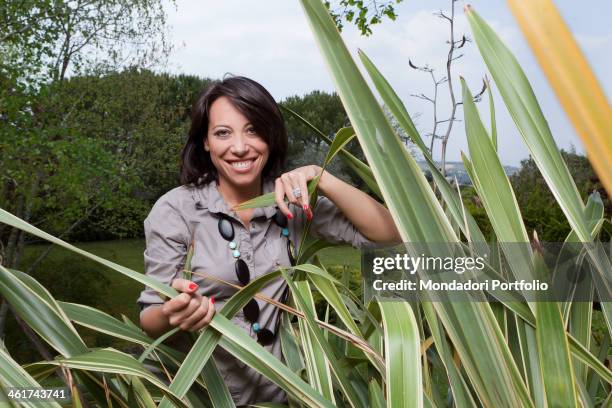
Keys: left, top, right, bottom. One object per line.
{"left": 161, "top": 0, "right": 612, "bottom": 166}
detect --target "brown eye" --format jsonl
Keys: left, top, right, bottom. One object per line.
{"left": 247, "top": 127, "right": 257, "bottom": 135}
{"left": 215, "top": 129, "right": 229, "bottom": 137}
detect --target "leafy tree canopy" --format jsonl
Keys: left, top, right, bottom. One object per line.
{"left": 325, "top": 0, "right": 404, "bottom": 36}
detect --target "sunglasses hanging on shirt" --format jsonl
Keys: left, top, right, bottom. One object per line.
{"left": 217, "top": 208, "right": 293, "bottom": 345}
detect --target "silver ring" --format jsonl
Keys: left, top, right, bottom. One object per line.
{"left": 292, "top": 187, "right": 302, "bottom": 198}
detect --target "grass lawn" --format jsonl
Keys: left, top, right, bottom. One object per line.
{"left": 20, "top": 239, "right": 150, "bottom": 324}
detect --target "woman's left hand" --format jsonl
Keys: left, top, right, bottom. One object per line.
{"left": 274, "top": 165, "right": 323, "bottom": 220}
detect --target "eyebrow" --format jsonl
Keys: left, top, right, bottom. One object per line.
{"left": 211, "top": 124, "right": 231, "bottom": 130}
{"left": 211, "top": 123, "right": 253, "bottom": 130}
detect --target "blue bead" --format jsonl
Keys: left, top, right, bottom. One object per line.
{"left": 282, "top": 227, "right": 289, "bottom": 236}
{"left": 232, "top": 249, "right": 241, "bottom": 258}
{"left": 229, "top": 241, "right": 237, "bottom": 249}
{"left": 252, "top": 322, "right": 260, "bottom": 333}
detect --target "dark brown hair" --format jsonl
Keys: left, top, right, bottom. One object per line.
{"left": 180, "top": 76, "right": 288, "bottom": 186}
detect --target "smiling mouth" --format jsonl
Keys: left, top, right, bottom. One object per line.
{"left": 228, "top": 158, "right": 256, "bottom": 171}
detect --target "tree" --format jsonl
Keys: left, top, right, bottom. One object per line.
{"left": 0, "top": 0, "right": 174, "bottom": 346}
{"left": 408, "top": 0, "right": 485, "bottom": 175}
{"left": 282, "top": 90, "right": 348, "bottom": 154}
{"left": 48, "top": 0, "right": 173, "bottom": 81}
{"left": 510, "top": 149, "right": 610, "bottom": 241}
{"left": 1, "top": 0, "right": 175, "bottom": 259}
{"left": 39, "top": 70, "right": 213, "bottom": 241}
{"left": 325, "top": 0, "right": 404, "bottom": 36}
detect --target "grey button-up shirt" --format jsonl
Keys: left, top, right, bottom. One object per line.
{"left": 137, "top": 177, "right": 377, "bottom": 405}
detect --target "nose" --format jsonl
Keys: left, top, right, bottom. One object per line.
{"left": 230, "top": 133, "right": 248, "bottom": 155}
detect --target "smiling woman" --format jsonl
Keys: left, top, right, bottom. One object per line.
{"left": 137, "top": 75, "right": 401, "bottom": 405}
{"left": 181, "top": 76, "right": 288, "bottom": 191}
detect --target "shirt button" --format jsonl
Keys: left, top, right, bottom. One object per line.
{"left": 246, "top": 254, "right": 252, "bottom": 261}
{"left": 275, "top": 260, "right": 281, "bottom": 266}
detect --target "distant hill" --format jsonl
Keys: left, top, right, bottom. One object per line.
{"left": 416, "top": 160, "right": 518, "bottom": 186}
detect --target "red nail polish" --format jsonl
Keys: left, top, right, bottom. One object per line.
{"left": 188, "top": 282, "right": 198, "bottom": 291}
{"left": 306, "top": 208, "right": 313, "bottom": 221}
{"left": 286, "top": 212, "right": 294, "bottom": 220}
{"left": 210, "top": 296, "right": 215, "bottom": 304}
{"left": 302, "top": 204, "right": 310, "bottom": 211}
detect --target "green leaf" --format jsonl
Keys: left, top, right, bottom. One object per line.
{"left": 533, "top": 255, "right": 578, "bottom": 407}
{"left": 378, "top": 301, "right": 421, "bottom": 408}
{"left": 293, "top": 279, "right": 335, "bottom": 402}
{"left": 26, "top": 348, "right": 188, "bottom": 408}
{"left": 0, "top": 347, "right": 62, "bottom": 408}
{"left": 232, "top": 180, "right": 318, "bottom": 211}
{"left": 282, "top": 269, "right": 367, "bottom": 408}
{"left": 485, "top": 77, "right": 497, "bottom": 151}
{"left": 357, "top": 51, "right": 427, "bottom": 155}
{"left": 214, "top": 316, "right": 334, "bottom": 408}
{"left": 158, "top": 270, "right": 285, "bottom": 408}
{"left": 280, "top": 101, "right": 382, "bottom": 201}
{"left": 200, "top": 359, "right": 235, "bottom": 408}
{"left": 0, "top": 266, "right": 88, "bottom": 357}
{"left": 0, "top": 208, "right": 177, "bottom": 299}
{"left": 323, "top": 127, "right": 356, "bottom": 167}
{"left": 466, "top": 6, "right": 589, "bottom": 241}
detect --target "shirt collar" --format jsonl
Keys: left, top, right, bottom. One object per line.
{"left": 193, "top": 177, "right": 277, "bottom": 220}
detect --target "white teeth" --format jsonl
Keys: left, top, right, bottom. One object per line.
{"left": 231, "top": 160, "right": 253, "bottom": 169}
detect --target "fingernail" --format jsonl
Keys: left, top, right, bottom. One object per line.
{"left": 210, "top": 296, "right": 215, "bottom": 304}
{"left": 302, "top": 204, "right": 309, "bottom": 211}
{"left": 286, "top": 212, "right": 294, "bottom": 220}
{"left": 188, "top": 282, "right": 198, "bottom": 291}
{"left": 306, "top": 208, "right": 313, "bottom": 221}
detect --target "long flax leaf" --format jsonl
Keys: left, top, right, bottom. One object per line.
{"left": 378, "top": 300, "right": 422, "bottom": 408}
{"left": 27, "top": 348, "right": 188, "bottom": 408}
{"left": 282, "top": 269, "right": 367, "bottom": 408}
{"left": 279, "top": 105, "right": 383, "bottom": 200}
{"left": 465, "top": 6, "right": 589, "bottom": 240}
{"left": 0, "top": 208, "right": 177, "bottom": 299}
{"left": 294, "top": 279, "right": 335, "bottom": 402}
{"left": 462, "top": 78, "right": 577, "bottom": 406}
{"left": 0, "top": 347, "right": 62, "bottom": 408}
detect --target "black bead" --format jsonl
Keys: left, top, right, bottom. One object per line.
{"left": 257, "top": 329, "right": 275, "bottom": 345}
{"left": 218, "top": 217, "right": 234, "bottom": 241}
{"left": 235, "top": 259, "right": 250, "bottom": 286}
{"left": 243, "top": 299, "right": 260, "bottom": 322}
{"left": 273, "top": 208, "right": 288, "bottom": 228}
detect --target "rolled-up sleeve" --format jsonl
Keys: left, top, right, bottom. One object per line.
{"left": 309, "top": 195, "right": 383, "bottom": 249}
{"left": 137, "top": 193, "right": 189, "bottom": 314}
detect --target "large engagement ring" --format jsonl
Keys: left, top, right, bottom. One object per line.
{"left": 292, "top": 187, "right": 302, "bottom": 198}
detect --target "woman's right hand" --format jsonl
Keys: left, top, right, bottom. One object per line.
{"left": 161, "top": 279, "right": 216, "bottom": 332}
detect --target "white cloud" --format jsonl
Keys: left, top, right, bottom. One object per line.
{"left": 162, "top": 0, "right": 607, "bottom": 166}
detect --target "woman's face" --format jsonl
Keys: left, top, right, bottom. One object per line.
{"left": 204, "top": 96, "right": 270, "bottom": 190}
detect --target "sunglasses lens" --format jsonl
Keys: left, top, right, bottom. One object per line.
{"left": 243, "top": 298, "right": 260, "bottom": 322}
{"left": 235, "top": 259, "right": 250, "bottom": 286}
{"left": 257, "top": 328, "right": 274, "bottom": 345}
